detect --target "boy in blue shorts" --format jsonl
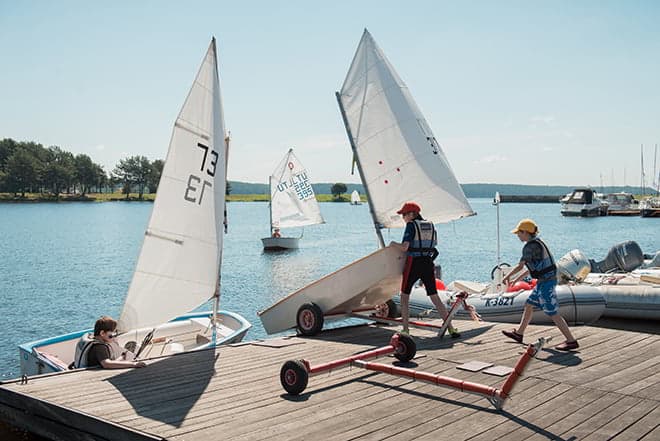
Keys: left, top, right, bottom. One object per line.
{"left": 501, "top": 219, "right": 579, "bottom": 351}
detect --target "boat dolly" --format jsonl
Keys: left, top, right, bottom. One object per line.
{"left": 280, "top": 334, "right": 546, "bottom": 410}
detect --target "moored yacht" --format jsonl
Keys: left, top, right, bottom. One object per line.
{"left": 560, "top": 187, "right": 608, "bottom": 217}
{"left": 603, "top": 192, "right": 640, "bottom": 216}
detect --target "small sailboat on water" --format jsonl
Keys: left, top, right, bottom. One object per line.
{"left": 261, "top": 148, "right": 324, "bottom": 251}
{"left": 350, "top": 190, "right": 362, "bottom": 205}
{"left": 19, "top": 38, "right": 251, "bottom": 376}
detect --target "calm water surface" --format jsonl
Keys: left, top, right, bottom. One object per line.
{"left": 1, "top": 200, "right": 658, "bottom": 378}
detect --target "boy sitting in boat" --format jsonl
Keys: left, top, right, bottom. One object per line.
{"left": 501, "top": 219, "right": 579, "bottom": 351}
{"left": 73, "top": 316, "right": 147, "bottom": 369}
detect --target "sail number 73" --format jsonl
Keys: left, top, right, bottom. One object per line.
{"left": 184, "top": 142, "right": 218, "bottom": 205}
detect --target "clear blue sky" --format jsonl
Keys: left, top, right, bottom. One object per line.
{"left": 1, "top": 1, "right": 658, "bottom": 187}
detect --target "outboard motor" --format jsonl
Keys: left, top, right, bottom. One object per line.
{"left": 557, "top": 250, "right": 591, "bottom": 283}
{"left": 589, "top": 241, "right": 644, "bottom": 273}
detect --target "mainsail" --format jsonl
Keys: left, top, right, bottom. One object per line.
{"left": 337, "top": 29, "right": 474, "bottom": 230}
{"left": 119, "top": 39, "right": 226, "bottom": 332}
{"left": 351, "top": 190, "right": 361, "bottom": 204}
{"left": 270, "top": 148, "right": 324, "bottom": 230}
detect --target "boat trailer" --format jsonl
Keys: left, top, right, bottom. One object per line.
{"left": 355, "top": 291, "right": 481, "bottom": 338}
{"left": 280, "top": 334, "right": 546, "bottom": 410}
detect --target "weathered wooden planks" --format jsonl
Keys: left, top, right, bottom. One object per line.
{"left": 1, "top": 318, "right": 659, "bottom": 441}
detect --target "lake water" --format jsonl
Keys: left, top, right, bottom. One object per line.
{"left": 0, "top": 200, "right": 658, "bottom": 378}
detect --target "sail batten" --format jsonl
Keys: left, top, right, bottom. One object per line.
{"left": 118, "top": 39, "right": 226, "bottom": 332}
{"left": 338, "top": 29, "right": 474, "bottom": 229}
{"left": 269, "top": 149, "right": 324, "bottom": 230}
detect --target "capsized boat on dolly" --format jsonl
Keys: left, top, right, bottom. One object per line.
{"left": 259, "top": 29, "right": 475, "bottom": 335}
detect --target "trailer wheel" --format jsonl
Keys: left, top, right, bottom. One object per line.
{"left": 394, "top": 333, "right": 416, "bottom": 362}
{"left": 280, "top": 360, "right": 308, "bottom": 395}
{"left": 296, "top": 303, "right": 324, "bottom": 336}
{"left": 375, "top": 299, "right": 399, "bottom": 318}
{"left": 490, "top": 263, "right": 511, "bottom": 280}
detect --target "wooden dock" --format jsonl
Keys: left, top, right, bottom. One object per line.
{"left": 1, "top": 318, "right": 659, "bottom": 440}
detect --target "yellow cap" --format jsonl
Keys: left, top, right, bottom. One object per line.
{"left": 511, "top": 218, "right": 538, "bottom": 234}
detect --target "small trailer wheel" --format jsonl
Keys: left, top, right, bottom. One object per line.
{"left": 394, "top": 333, "right": 416, "bottom": 362}
{"left": 280, "top": 360, "right": 309, "bottom": 395}
{"left": 296, "top": 303, "right": 324, "bottom": 336}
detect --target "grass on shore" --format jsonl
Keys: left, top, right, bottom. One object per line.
{"left": 0, "top": 192, "right": 363, "bottom": 203}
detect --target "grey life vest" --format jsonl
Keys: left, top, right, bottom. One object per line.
{"left": 409, "top": 220, "right": 438, "bottom": 258}
{"left": 71, "top": 333, "right": 115, "bottom": 369}
{"left": 526, "top": 237, "right": 557, "bottom": 281}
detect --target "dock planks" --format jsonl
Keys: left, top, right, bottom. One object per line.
{"left": 1, "top": 318, "right": 659, "bottom": 440}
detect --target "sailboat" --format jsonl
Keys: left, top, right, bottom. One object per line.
{"left": 258, "top": 29, "right": 475, "bottom": 335}
{"left": 261, "top": 148, "right": 324, "bottom": 250}
{"left": 19, "top": 38, "right": 251, "bottom": 376}
{"left": 350, "top": 190, "right": 362, "bottom": 205}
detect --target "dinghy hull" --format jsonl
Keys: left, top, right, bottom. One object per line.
{"left": 402, "top": 285, "right": 606, "bottom": 326}
{"left": 258, "top": 245, "right": 406, "bottom": 334}
{"left": 19, "top": 310, "right": 251, "bottom": 376}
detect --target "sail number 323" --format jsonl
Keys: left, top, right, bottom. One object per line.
{"left": 184, "top": 142, "right": 218, "bottom": 205}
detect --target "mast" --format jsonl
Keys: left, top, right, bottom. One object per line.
{"left": 335, "top": 91, "right": 385, "bottom": 248}
{"left": 268, "top": 175, "right": 273, "bottom": 235}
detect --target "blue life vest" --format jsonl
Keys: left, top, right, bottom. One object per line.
{"left": 408, "top": 220, "right": 438, "bottom": 258}
{"left": 525, "top": 237, "right": 557, "bottom": 281}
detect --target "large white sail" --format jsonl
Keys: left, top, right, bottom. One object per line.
{"left": 270, "top": 148, "right": 324, "bottom": 230}
{"left": 118, "top": 39, "right": 226, "bottom": 332}
{"left": 337, "top": 29, "right": 474, "bottom": 229}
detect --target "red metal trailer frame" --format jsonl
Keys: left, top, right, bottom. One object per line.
{"left": 280, "top": 334, "right": 545, "bottom": 410}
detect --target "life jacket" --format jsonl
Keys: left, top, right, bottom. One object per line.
{"left": 70, "top": 333, "right": 114, "bottom": 369}
{"left": 408, "top": 219, "right": 438, "bottom": 258}
{"left": 525, "top": 237, "right": 557, "bottom": 281}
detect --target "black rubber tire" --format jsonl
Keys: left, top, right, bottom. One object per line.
{"left": 280, "top": 360, "right": 309, "bottom": 395}
{"left": 490, "top": 262, "right": 511, "bottom": 280}
{"left": 296, "top": 303, "right": 324, "bottom": 336}
{"left": 394, "top": 333, "right": 417, "bottom": 362}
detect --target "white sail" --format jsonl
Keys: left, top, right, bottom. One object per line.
{"left": 118, "top": 39, "right": 226, "bottom": 332}
{"left": 270, "top": 148, "right": 324, "bottom": 230}
{"left": 351, "top": 190, "right": 361, "bottom": 204}
{"left": 338, "top": 29, "right": 474, "bottom": 228}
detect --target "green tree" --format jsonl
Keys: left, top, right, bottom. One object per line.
{"left": 0, "top": 138, "right": 18, "bottom": 172}
{"left": 113, "top": 155, "right": 152, "bottom": 199}
{"left": 93, "top": 164, "right": 107, "bottom": 193}
{"left": 42, "top": 147, "right": 74, "bottom": 197}
{"left": 5, "top": 149, "right": 39, "bottom": 197}
{"left": 226, "top": 181, "right": 232, "bottom": 196}
{"left": 331, "top": 182, "right": 348, "bottom": 200}
{"left": 146, "top": 159, "right": 164, "bottom": 193}
{"left": 74, "top": 154, "right": 97, "bottom": 196}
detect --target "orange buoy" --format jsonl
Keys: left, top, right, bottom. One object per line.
{"left": 435, "top": 279, "right": 446, "bottom": 290}
{"left": 506, "top": 281, "right": 532, "bottom": 292}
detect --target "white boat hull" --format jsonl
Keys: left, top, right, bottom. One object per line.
{"left": 402, "top": 285, "right": 606, "bottom": 326}
{"left": 19, "top": 310, "right": 251, "bottom": 376}
{"left": 262, "top": 236, "right": 300, "bottom": 250}
{"left": 258, "top": 245, "right": 406, "bottom": 334}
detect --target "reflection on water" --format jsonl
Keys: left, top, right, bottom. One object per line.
{"left": 0, "top": 199, "right": 658, "bottom": 378}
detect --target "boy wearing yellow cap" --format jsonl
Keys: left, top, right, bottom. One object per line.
{"left": 501, "top": 219, "right": 579, "bottom": 350}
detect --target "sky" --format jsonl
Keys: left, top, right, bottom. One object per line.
{"left": 1, "top": 1, "right": 659, "bottom": 187}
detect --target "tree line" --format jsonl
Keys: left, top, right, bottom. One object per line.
{"left": 0, "top": 138, "right": 163, "bottom": 199}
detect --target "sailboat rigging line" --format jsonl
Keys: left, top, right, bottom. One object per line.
{"left": 145, "top": 230, "right": 184, "bottom": 245}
